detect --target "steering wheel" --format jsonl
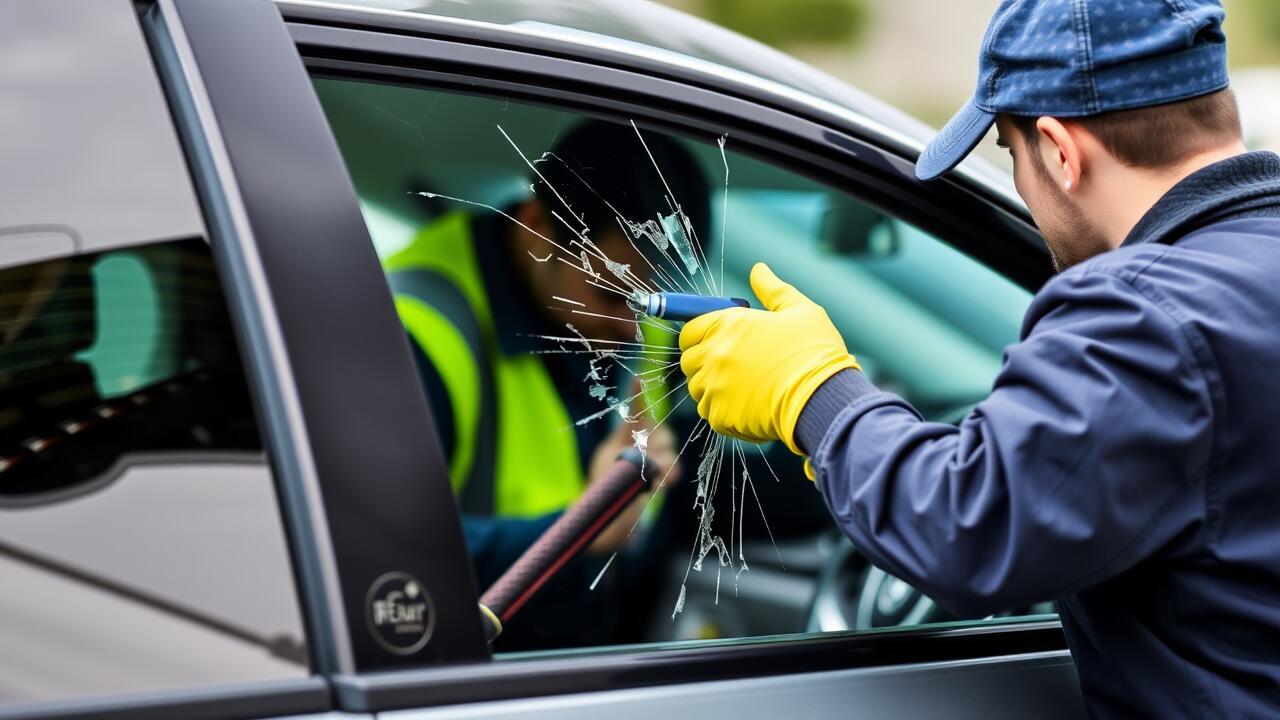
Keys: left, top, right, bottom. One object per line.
{"left": 805, "top": 533, "right": 952, "bottom": 632}
{"left": 805, "top": 536, "right": 1057, "bottom": 633}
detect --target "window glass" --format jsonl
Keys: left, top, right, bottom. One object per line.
{"left": 0, "top": 242, "right": 309, "bottom": 703}
{"left": 315, "top": 77, "right": 1049, "bottom": 656}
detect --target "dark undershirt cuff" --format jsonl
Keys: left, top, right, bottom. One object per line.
{"left": 795, "top": 369, "right": 878, "bottom": 455}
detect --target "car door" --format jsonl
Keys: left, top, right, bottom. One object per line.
{"left": 0, "top": 2, "right": 343, "bottom": 719}
{"left": 147, "top": 0, "right": 1087, "bottom": 717}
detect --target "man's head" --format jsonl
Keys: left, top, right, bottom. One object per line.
{"left": 917, "top": 0, "right": 1245, "bottom": 270}
{"left": 996, "top": 90, "right": 1244, "bottom": 270}
{"left": 508, "top": 120, "right": 709, "bottom": 341}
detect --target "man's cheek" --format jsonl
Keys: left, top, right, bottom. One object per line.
{"left": 1011, "top": 160, "right": 1033, "bottom": 201}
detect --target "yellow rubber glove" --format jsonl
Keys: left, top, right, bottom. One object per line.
{"left": 680, "top": 263, "right": 861, "bottom": 457}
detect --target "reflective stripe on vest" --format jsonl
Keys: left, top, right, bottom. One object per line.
{"left": 385, "top": 213, "right": 585, "bottom": 518}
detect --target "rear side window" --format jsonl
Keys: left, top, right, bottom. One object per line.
{"left": 0, "top": 243, "right": 310, "bottom": 704}
{"left": 0, "top": 0, "right": 307, "bottom": 708}
{"left": 1, "top": 245, "right": 259, "bottom": 496}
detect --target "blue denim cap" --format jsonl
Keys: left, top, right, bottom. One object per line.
{"left": 916, "top": 0, "right": 1230, "bottom": 181}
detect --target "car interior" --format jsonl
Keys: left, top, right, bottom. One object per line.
{"left": 313, "top": 75, "right": 1053, "bottom": 656}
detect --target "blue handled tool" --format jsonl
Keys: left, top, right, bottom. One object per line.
{"left": 635, "top": 292, "right": 750, "bottom": 322}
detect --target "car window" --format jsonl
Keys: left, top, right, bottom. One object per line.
{"left": 0, "top": 0, "right": 308, "bottom": 707}
{"left": 314, "top": 76, "right": 1051, "bottom": 656}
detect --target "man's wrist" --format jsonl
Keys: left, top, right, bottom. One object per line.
{"left": 795, "top": 369, "right": 878, "bottom": 455}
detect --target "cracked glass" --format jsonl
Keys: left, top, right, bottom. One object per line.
{"left": 315, "top": 76, "right": 1052, "bottom": 656}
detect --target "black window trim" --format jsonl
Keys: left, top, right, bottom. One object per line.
{"left": 280, "top": 13, "right": 1065, "bottom": 715}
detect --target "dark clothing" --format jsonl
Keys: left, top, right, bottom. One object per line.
{"left": 798, "top": 152, "right": 1280, "bottom": 718}
{"left": 408, "top": 213, "right": 607, "bottom": 565}
{"left": 411, "top": 213, "right": 607, "bottom": 472}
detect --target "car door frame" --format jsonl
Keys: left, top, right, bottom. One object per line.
{"left": 144, "top": 0, "right": 492, "bottom": 682}
{"left": 151, "top": 0, "right": 1078, "bottom": 715}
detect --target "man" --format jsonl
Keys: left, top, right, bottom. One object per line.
{"left": 389, "top": 120, "right": 702, "bottom": 647}
{"left": 680, "top": 0, "right": 1280, "bottom": 715}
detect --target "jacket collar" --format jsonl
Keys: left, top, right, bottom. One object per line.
{"left": 1122, "top": 151, "right": 1280, "bottom": 247}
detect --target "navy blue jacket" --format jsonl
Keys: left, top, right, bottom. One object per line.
{"left": 798, "top": 152, "right": 1280, "bottom": 718}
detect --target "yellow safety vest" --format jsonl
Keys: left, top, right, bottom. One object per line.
{"left": 384, "top": 211, "right": 675, "bottom": 515}
{"left": 384, "top": 213, "right": 674, "bottom": 518}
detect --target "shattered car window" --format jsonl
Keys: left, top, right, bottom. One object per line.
{"left": 314, "top": 77, "right": 1046, "bottom": 654}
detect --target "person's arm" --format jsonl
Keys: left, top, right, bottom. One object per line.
{"left": 796, "top": 269, "right": 1214, "bottom": 616}
{"left": 462, "top": 513, "right": 560, "bottom": 588}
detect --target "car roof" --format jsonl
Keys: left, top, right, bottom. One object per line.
{"left": 277, "top": 0, "right": 1022, "bottom": 208}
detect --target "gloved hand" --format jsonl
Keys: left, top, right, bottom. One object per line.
{"left": 680, "top": 263, "right": 861, "bottom": 457}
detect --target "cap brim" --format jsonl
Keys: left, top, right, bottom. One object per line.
{"left": 915, "top": 100, "right": 997, "bottom": 181}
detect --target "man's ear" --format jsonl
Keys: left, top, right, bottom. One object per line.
{"left": 1035, "top": 117, "right": 1084, "bottom": 193}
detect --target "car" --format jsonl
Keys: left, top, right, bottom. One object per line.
{"left": 0, "top": 0, "right": 1086, "bottom": 718}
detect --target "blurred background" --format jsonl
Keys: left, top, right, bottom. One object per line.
{"left": 655, "top": 0, "right": 1280, "bottom": 166}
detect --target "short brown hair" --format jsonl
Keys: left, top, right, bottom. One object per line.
{"left": 1011, "top": 89, "right": 1242, "bottom": 169}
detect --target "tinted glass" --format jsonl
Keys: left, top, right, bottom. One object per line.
{"left": 0, "top": 243, "right": 309, "bottom": 703}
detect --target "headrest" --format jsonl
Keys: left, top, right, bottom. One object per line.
{"left": 821, "top": 199, "right": 887, "bottom": 257}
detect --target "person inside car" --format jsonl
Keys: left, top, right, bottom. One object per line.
{"left": 387, "top": 120, "right": 703, "bottom": 648}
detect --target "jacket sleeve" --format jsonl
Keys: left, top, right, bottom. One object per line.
{"left": 462, "top": 512, "right": 559, "bottom": 588}
{"left": 802, "top": 269, "right": 1214, "bottom": 616}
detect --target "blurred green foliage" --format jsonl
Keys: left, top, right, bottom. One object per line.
{"left": 703, "top": 0, "right": 870, "bottom": 48}
{"left": 1248, "top": 0, "right": 1280, "bottom": 42}
{"left": 1225, "top": 0, "right": 1280, "bottom": 64}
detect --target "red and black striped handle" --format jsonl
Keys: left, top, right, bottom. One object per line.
{"left": 479, "top": 448, "right": 648, "bottom": 641}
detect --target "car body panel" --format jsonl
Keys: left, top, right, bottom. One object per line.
{"left": 0, "top": 0, "right": 202, "bottom": 268}
{"left": 144, "top": 0, "right": 361, "bottom": 676}
{"left": 0, "top": 462, "right": 305, "bottom": 702}
{"left": 379, "top": 652, "right": 1084, "bottom": 720}
{"left": 148, "top": 0, "right": 490, "bottom": 674}
{"left": 0, "top": 679, "right": 333, "bottom": 720}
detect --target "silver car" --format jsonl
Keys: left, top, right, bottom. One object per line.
{"left": 0, "top": 0, "right": 1085, "bottom": 718}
